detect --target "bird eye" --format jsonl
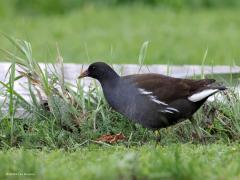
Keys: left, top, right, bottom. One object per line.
{"left": 89, "top": 66, "right": 96, "bottom": 71}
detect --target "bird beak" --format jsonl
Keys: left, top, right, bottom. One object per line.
{"left": 78, "top": 70, "right": 89, "bottom": 79}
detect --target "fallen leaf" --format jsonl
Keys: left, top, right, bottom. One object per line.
{"left": 97, "top": 132, "right": 125, "bottom": 144}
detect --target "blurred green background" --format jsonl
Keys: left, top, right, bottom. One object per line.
{"left": 0, "top": 0, "right": 240, "bottom": 64}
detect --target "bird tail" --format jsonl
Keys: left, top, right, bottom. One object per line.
{"left": 207, "top": 82, "right": 227, "bottom": 91}
{"left": 188, "top": 82, "right": 227, "bottom": 102}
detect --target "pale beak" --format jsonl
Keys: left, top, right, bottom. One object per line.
{"left": 78, "top": 70, "right": 89, "bottom": 79}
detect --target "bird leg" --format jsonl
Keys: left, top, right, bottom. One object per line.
{"left": 190, "top": 117, "right": 205, "bottom": 144}
{"left": 154, "top": 130, "right": 162, "bottom": 146}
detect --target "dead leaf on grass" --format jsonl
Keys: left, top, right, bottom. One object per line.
{"left": 96, "top": 132, "right": 125, "bottom": 144}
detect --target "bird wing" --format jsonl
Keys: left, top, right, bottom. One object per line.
{"left": 123, "top": 73, "right": 216, "bottom": 104}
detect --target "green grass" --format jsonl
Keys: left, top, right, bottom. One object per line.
{"left": 1, "top": 7, "right": 240, "bottom": 179}
{"left": 1, "top": 6, "right": 240, "bottom": 65}
{"left": 0, "top": 36, "right": 239, "bottom": 150}
{"left": 0, "top": 143, "right": 240, "bottom": 180}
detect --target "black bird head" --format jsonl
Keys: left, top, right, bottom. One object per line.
{"left": 78, "top": 62, "right": 119, "bottom": 82}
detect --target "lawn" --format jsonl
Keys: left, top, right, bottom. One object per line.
{"left": 1, "top": 5, "right": 240, "bottom": 180}
{"left": 0, "top": 6, "right": 240, "bottom": 65}
{"left": 1, "top": 143, "right": 240, "bottom": 180}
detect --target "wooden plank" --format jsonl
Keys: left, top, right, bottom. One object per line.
{"left": 1, "top": 62, "right": 240, "bottom": 81}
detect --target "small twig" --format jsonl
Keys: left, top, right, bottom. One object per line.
{"left": 127, "top": 132, "right": 133, "bottom": 147}
{"left": 76, "top": 140, "right": 89, "bottom": 147}
{"left": 89, "top": 140, "right": 113, "bottom": 147}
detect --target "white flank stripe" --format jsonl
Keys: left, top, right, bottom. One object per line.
{"left": 188, "top": 89, "right": 219, "bottom": 102}
{"left": 149, "top": 95, "right": 168, "bottom": 105}
{"left": 138, "top": 88, "right": 152, "bottom": 95}
{"left": 163, "top": 110, "right": 174, "bottom": 114}
{"left": 166, "top": 107, "right": 179, "bottom": 112}
{"left": 138, "top": 88, "right": 169, "bottom": 106}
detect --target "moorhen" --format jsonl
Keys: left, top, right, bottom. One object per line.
{"left": 78, "top": 62, "right": 226, "bottom": 140}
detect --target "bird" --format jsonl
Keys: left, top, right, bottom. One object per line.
{"left": 78, "top": 62, "right": 226, "bottom": 141}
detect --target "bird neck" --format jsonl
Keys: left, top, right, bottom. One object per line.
{"left": 99, "top": 70, "right": 120, "bottom": 88}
